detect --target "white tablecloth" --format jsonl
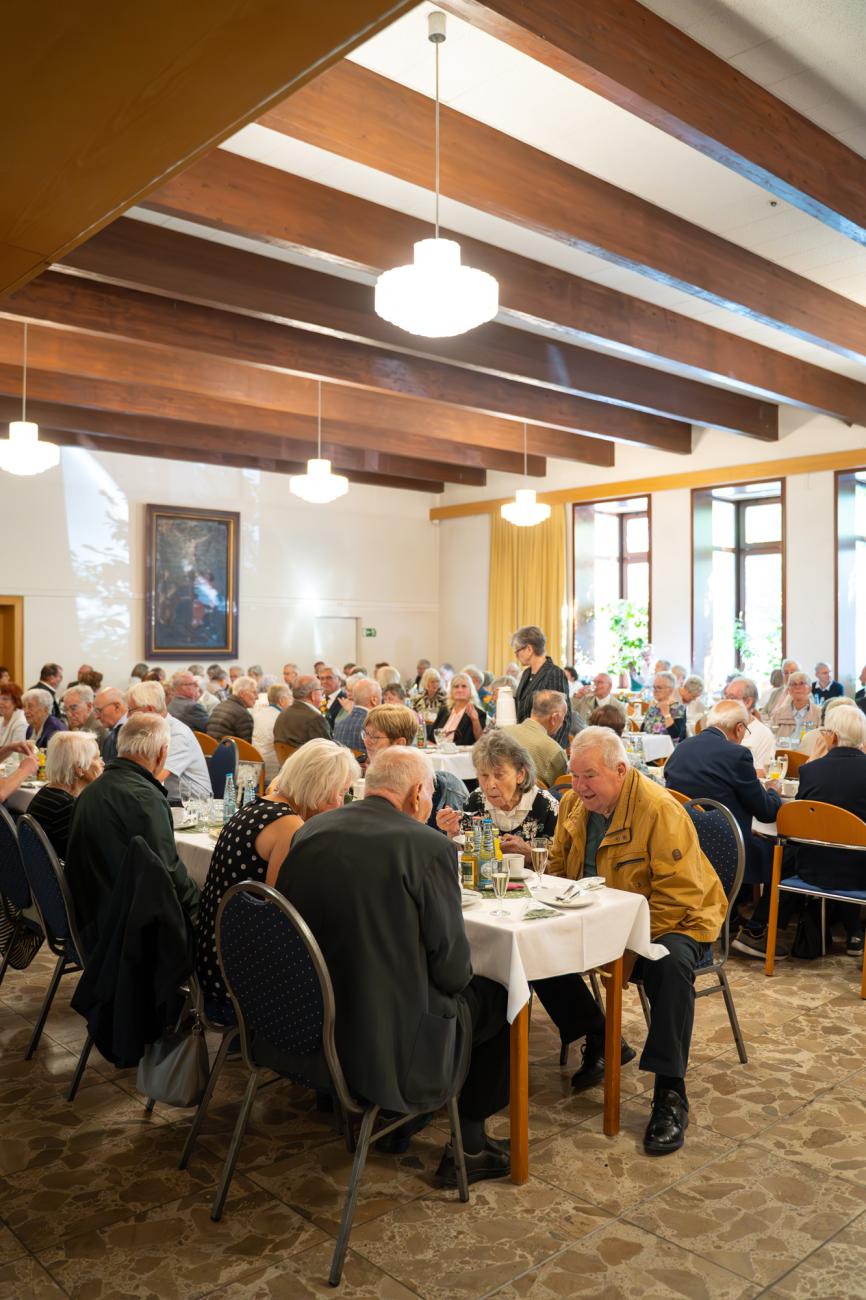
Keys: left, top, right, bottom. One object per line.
{"left": 463, "top": 885, "right": 667, "bottom": 1022}
{"left": 624, "top": 733, "right": 674, "bottom": 763}
{"left": 426, "top": 748, "right": 476, "bottom": 781}
{"left": 176, "top": 830, "right": 219, "bottom": 887}
{"left": 5, "top": 784, "right": 39, "bottom": 814}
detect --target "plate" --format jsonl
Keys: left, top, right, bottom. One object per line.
{"left": 461, "top": 893, "right": 480, "bottom": 910}
{"left": 528, "top": 883, "right": 599, "bottom": 910}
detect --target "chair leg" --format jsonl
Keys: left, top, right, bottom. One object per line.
{"left": 589, "top": 971, "right": 604, "bottom": 1011}
{"left": 445, "top": 1095, "right": 469, "bottom": 1203}
{"left": 211, "top": 1069, "right": 261, "bottom": 1221}
{"left": 0, "top": 917, "right": 22, "bottom": 991}
{"left": 860, "top": 942, "right": 866, "bottom": 1001}
{"left": 765, "top": 844, "right": 783, "bottom": 978}
{"left": 717, "top": 969, "right": 748, "bottom": 1065}
{"left": 25, "top": 954, "right": 68, "bottom": 1059}
{"left": 637, "top": 983, "right": 651, "bottom": 1027}
{"left": 820, "top": 898, "right": 827, "bottom": 956}
{"left": 558, "top": 1040, "right": 569, "bottom": 1066}
{"left": 66, "top": 1032, "right": 94, "bottom": 1102}
{"left": 329, "top": 1105, "right": 378, "bottom": 1287}
{"left": 179, "top": 1029, "right": 233, "bottom": 1169}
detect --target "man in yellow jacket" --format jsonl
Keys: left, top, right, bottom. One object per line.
{"left": 538, "top": 726, "right": 726, "bottom": 1155}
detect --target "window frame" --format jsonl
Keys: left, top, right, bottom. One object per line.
{"left": 835, "top": 467, "right": 866, "bottom": 679}
{"left": 571, "top": 494, "right": 653, "bottom": 666}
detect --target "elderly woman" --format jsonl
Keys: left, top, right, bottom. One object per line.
{"left": 362, "top": 704, "right": 468, "bottom": 823}
{"left": 382, "top": 681, "right": 407, "bottom": 706}
{"left": 413, "top": 667, "right": 447, "bottom": 739}
{"left": 432, "top": 671, "right": 487, "bottom": 746}
{"left": 679, "top": 674, "right": 706, "bottom": 737}
{"left": 769, "top": 670, "right": 822, "bottom": 739}
{"left": 28, "top": 731, "right": 103, "bottom": 859}
{"left": 195, "top": 738, "right": 360, "bottom": 1017}
{"left": 0, "top": 681, "right": 27, "bottom": 750}
{"left": 437, "top": 729, "right": 559, "bottom": 859}
{"left": 642, "top": 672, "right": 686, "bottom": 742}
{"left": 511, "top": 625, "right": 570, "bottom": 748}
{"left": 22, "top": 688, "right": 67, "bottom": 748}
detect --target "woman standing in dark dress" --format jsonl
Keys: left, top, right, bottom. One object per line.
{"left": 512, "top": 626, "right": 570, "bottom": 749}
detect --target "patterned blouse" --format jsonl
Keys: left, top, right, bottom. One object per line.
{"left": 462, "top": 785, "right": 560, "bottom": 843}
{"left": 195, "top": 798, "right": 298, "bottom": 1008}
{"left": 642, "top": 701, "right": 686, "bottom": 741}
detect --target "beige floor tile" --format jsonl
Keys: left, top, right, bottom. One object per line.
{"left": 766, "top": 1210, "right": 866, "bottom": 1297}
{"left": 0, "top": 1255, "right": 67, "bottom": 1299}
{"left": 205, "top": 1241, "right": 421, "bottom": 1297}
{"left": 191, "top": 1077, "right": 345, "bottom": 1170}
{"left": 524, "top": 1100, "right": 732, "bottom": 1215}
{"left": 627, "top": 1143, "right": 866, "bottom": 1286}
{"left": 490, "top": 1220, "right": 761, "bottom": 1299}
{"left": 349, "top": 1176, "right": 610, "bottom": 1299}
{"left": 38, "top": 1186, "right": 325, "bottom": 1299}
{"left": 683, "top": 1057, "right": 818, "bottom": 1142}
{"left": 0, "top": 1023, "right": 101, "bottom": 1093}
{"left": 750, "top": 1084, "right": 866, "bottom": 1187}
{"left": 0, "top": 1228, "right": 27, "bottom": 1266}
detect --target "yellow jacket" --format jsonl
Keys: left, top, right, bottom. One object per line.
{"left": 548, "top": 768, "right": 726, "bottom": 942}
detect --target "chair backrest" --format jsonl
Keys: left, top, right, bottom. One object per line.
{"left": 779, "top": 748, "right": 808, "bottom": 777}
{"left": 683, "top": 798, "right": 745, "bottom": 958}
{"left": 274, "top": 741, "right": 297, "bottom": 767}
{"left": 17, "top": 815, "right": 86, "bottom": 961}
{"left": 694, "top": 718, "right": 703, "bottom": 734}
{"left": 0, "top": 804, "right": 31, "bottom": 910}
{"left": 231, "top": 739, "right": 266, "bottom": 795}
{"left": 215, "top": 881, "right": 355, "bottom": 1112}
{"left": 666, "top": 787, "right": 691, "bottom": 806}
{"left": 194, "top": 730, "right": 218, "bottom": 756}
{"left": 777, "top": 799, "right": 866, "bottom": 850}
{"left": 206, "top": 738, "right": 238, "bottom": 798}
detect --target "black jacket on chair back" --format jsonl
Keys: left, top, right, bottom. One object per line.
{"left": 275, "top": 797, "right": 472, "bottom": 1114}
{"left": 796, "top": 747, "right": 866, "bottom": 889}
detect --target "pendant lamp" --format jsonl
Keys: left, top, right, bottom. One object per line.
{"left": 289, "top": 382, "right": 349, "bottom": 504}
{"left": 374, "top": 11, "right": 498, "bottom": 338}
{"left": 500, "top": 424, "right": 551, "bottom": 527}
{"left": 0, "top": 324, "right": 60, "bottom": 476}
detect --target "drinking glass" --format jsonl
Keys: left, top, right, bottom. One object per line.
{"left": 490, "top": 869, "right": 509, "bottom": 917}
{"left": 433, "top": 729, "right": 447, "bottom": 748}
{"left": 529, "top": 841, "right": 549, "bottom": 882}
{"left": 767, "top": 755, "right": 787, "bottom": 781}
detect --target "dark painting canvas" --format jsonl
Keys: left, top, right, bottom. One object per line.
{"left": 145, "top": 506, "right": 239, "bottom": 658}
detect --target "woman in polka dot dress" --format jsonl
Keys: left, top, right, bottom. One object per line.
{"left": 195, "top": 738, "right": 360, "bottom": 1017}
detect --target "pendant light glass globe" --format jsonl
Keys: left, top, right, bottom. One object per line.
{"left": 0, "top": 324, "right": 60, "bottom": 476}
{"left": 501, "top": 423, "right": 550, "bottom": 527}
{"left": 289, "top": 382, "right": 349, "bottom": 504}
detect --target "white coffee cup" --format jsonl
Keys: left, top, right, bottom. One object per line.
{"left": 781, "top": 778, "right": 799, "bottom": 798}
{"left": 352, "top": 779, "right": 366, "bottom": 801}
{"left": 502, "top": 852, "right": 526, "bottom": 880}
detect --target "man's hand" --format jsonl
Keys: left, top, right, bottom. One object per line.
{"left": 500, "top": 833, "right": 531, "bottom": 859}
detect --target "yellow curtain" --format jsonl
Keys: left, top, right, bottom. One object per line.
{"left": 487, "top": 506, "right": 567, "bottom": 674}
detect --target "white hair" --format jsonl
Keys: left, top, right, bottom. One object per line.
{"left": 653, "top": 671, "right": 676, "bottom": 689}
{"left": 127, "top": 680, "right": 167, "bottom": 713}
{"left": 117, "top": 712, "right": 170, "bottom": 762}
{"left": 273, "top": 738, "right": 359, "bottom": 816}
{"left": 45, "top": 730, "right": 99, "bottom": 789}
{"left": 683, "top": 674, "right": 705, "bottom": 697}
{"left": 22, "top": 688, "right": 53, "bottom": 713}
{"left": 419, "top": 667, "right": 441, "bottom": 692}
{"left": 231, "top": 675, "right": 258, "bottom": 698}
{"left": 825, "top": 704, "right": 866, "bottom": 749}
{"left": 365, "top": 747, "right": 432, "bottom": 798}
{"left": 788, "top": 671, "right": 811, "bottom": 688}
{"left": 446, "top": 671, "right": 480, "bottom": 710}
{"left": 268, "top": 683, "right": 291, "bottom": 706}
{"left": 706, "top": 700, "right": 750, "bottom": 734}
{"left": 352, "top": 678, "right": 382, "bottom": 709}
{"left": 461, "top": 663, "right": 484, "bottom": 686}
{"left": 63, "top": 684, "right": 94, "bottom": 707}
{"left": 374, "top": 665, "right": 401, "bottom": 689}
{"left": 570, "top": 726, "right": 627, "bottom": 769}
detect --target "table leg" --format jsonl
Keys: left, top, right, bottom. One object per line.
{"left": 602, "top": 956, "right": 623, "bottom": 1137}
{"left": 509, "top": 1005, "right": 529, "bottom": 1184}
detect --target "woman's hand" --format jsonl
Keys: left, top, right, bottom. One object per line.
{"left": 338, "top": 695, "right": 353, "bottom": 713}
{"left": 500, "top": 833, "right": 531, "bottom": 859}
{"left": 436, "top": 807, "right": 462, "bottom": 837}
{"left": 19, "top": 751, "right": 39, "bottom": 780}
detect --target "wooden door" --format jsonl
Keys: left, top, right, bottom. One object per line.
{"left": 0, "top": 596, "right": 23, "bottom": 684}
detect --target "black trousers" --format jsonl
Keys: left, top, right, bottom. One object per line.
{"left": 458, "top": 975, "right": 510, "bottom": 1121}
{"left": 533, "top": 932, "right": 707, "bottom": 1080}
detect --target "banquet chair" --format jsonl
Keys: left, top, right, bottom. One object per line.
{"left": 211, "top": 882, "right": 470, "bottom": 1287}
{"left": 176, "top": 975, "right": 239, "bottom": 1169}
{"left": 274, "top": 742, "right": 298, "bottom": 767}
{"left": 228, "top": 738, "right": 266, "bottom": 795}
{"left": 194, "top": 730, "right": 218, "bottom": 757}
{"left": 666, "top": 788, "right": 691, "bottom": 806}
{"left": 765, "top": 801, "right": 866, "bottom": 998}
{"left": 0, "top": 805, "right": 44, "bottom": 993}
{"left": 17, "top": 815, "right": 92, "bottom": 1081}
{"left": 206, "top": 738, "right": 238, "bottom": 799}
{"left": 776, "top": 749, "right": 808, "bottom": 778}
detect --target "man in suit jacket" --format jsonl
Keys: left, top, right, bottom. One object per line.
{"left": 28, "top": 662, "right": 63, "bottom": 717}
{"left": 167, "top": 671, "right": 209, "bottom": 732}
{"left": 665, "top": 699, "right": 782, "bottom": 888}
{"left": 275, "top": 747, "right": 510, "bottom": 1186}
{"left": 273, "top": 675, "right": 331, "bottom": 751}
{"left": 94, "top": 687, "right": 127, "bottom": 762}
{"left": 317, "top": 665, "right": 347, "bottom": 730}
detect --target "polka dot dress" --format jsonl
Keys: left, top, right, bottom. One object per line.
{"left": 194, "top": 799, "right": 298, "bottom": 1006}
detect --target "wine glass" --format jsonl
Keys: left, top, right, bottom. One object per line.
{"left": 490, "top": 869, "right": 509, "bottom": 917}
{"left": 433, "top": 729, "right": 447, "bottom": 749}
{"left": 529, "top": 840, "right": 549, "bottom": 883}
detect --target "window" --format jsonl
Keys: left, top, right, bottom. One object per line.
{"left": 572, "top": 497, "right": 650, "bottom": 673}
{"left": 836, "top": 469, "right": 866, "bottom": 678}
{"left": 693, "top": 481, "right": 784, "bottom": 689}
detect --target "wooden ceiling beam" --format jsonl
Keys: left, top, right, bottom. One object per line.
{"left": 264, "top": 60, "right": 866, "bottom": 363}
{"left": 6, "top": 271, "right": 687, "bottom": 451}
{"left": 0, "top": 0, "right": 417, "bottom": 295}
{"left": 63, "top": 218, "right": 777, "bottom": 439}
{"left": 441, "top": 0, "right": 866, "bottom": 247}
{"left": 145, "top": 150, "right": 866, "bottom": 426}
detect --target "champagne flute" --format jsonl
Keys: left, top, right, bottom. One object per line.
{"left": 490, "top": 869, "right": 509, "bottom": 917}
{"left": 530, "top": 840, "right": 549, "bottom": 884}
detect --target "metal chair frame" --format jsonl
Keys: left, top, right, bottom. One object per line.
{"left": 176, "top": 974, "right": 242, "bottom": 1169}
{"left": 0, "top": 805, "right": 44, "bottom": 995}
{"left": 210, "top": 882, "right": 469, "bottom": 1287}
{"left": 206, "top": 738, "right": 238, "bottom": 799}
{"left": 16, "top": 815, "right": 94, "bottom": 1087}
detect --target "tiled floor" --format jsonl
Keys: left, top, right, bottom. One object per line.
{"left": 1, "top": 945, "right": 865, "bottom": 1299}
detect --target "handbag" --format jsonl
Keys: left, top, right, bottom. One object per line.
{"left": 136, "top": 1012, "right": 209, "bottom": 1107}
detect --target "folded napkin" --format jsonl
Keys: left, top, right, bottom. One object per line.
{"left": 522, "top": 905, "right": 561, "bottom": 921}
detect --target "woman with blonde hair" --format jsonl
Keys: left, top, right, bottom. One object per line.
{"left": 431, "top": 671, "right": 487, "bottom": 746}
{"left": 28, "top": 731, "right": 103, "bottom": 859}
{"left": 412, "top": 667, "right": 446, "bottom": 740}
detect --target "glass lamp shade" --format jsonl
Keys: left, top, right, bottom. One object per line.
{"left": 0, "top": 421, "right": 60, "bottom": 476}
{"left": 289, "top": 457, "right": 349, "bottom": 504}
{"left": 375, "top": 238, "right": 499, "bottom": 337}
{"left": 500, "top": 488, "right": 551, "bottom": 527}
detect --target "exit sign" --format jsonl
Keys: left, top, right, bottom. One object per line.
{"left": 362, "top": 627, "right": 377, "bottom": 637}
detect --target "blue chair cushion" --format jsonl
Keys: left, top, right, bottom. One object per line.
{"left": 780, "top": 876, "right": 866, "bottom": 901}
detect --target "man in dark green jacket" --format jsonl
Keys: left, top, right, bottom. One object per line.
{"left": 65, "top": 713, "right": 199, "bottom": 957}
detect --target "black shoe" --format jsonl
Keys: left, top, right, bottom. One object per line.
{"left": 570, "top": 1037, "right": 637, "bottom": 1092}
{"left": 435, "top": 1136, "right": 510, "bottom": 1187}
{"left": 375, "top": 1112, "right": 432, "bottom": 1154}
{"left": 847, "top": 932, "right": 864, "bottom": 957}
{"left": 644, "top": 1089, "right": 689, "bottom": 1156}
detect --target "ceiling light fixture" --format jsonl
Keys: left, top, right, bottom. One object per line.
{"left": 289, "top": 381, "right": 349, "bottom": 504}
{"left": 0, "top": 323, "right": 60, "bottom": 476}
{"left": 374, "top": 11, "right": 498, "bottom": 337}
{"left": 500, "top": 424, "right": 551, "bottom": 527}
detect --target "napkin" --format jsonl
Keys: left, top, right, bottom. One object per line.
{"left": 522, "top": 905, "right": 561, "bottom": 920}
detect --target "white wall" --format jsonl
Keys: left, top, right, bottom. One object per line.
{"left": 2, "top": 447, "right": 440, "bottom": 689}
{"left": 436, "top": 514, "right": 490, "bottom": 670}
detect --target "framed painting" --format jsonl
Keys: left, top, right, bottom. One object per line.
{"left": 145, "top": 505, "right": 239, "bottom": 659}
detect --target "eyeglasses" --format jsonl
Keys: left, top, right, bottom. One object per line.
{"left": 362, "top": 730, "right": 385, "bottom": 743}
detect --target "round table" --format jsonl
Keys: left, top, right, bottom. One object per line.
{"left": 425, "top": 747, "right": 476, "bottom": 781}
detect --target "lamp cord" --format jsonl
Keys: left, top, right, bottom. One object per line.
{"left": 317, "top": 381, "right": 322, "bottom": 458}
{"left": 434, "top": 37, "right": 440, "bottom": 238}
{"left": 523, "top": 422, "right": 528, "bottom": 481}
{"left": 22, "top": 322, "right": 27, "bottom": 422}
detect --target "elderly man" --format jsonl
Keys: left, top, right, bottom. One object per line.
{"left": 679, "top": 675, "right": 706, "bottom": 737}
{"left": 504, "top": 690, "right": 569, "bottom": 788}
{"left": 812, "top": 661, "right": 843, "bottom": 705}
{"left": 543, "top": 727, "right": 726, "bottom": 1154}
{"left": 573, "top": 672, "right": 625, "bottom": 726}
{"left": 200, "top": 665, "right": 228, "bottom": 713}
{"left": 318, "top": 665, "right": 346, "bottom": 729}
{"left": 127, "top": 680, "right": 211, "bottom": 800}
{"left": 283, "top": 662, "right": 299, "bottom": 690}
{"left": 770, "top": 671, "right": 821, "bottom": 737}
{"left": 207, "top": 675, "right": 257, "bottom": 743}
{"left": 62, "top": 685, "right": 108, "bottom": 748}
{"left": 412, "top": 657, "right": 431, "bottom": 690}
{"left": 64, "top": 713, "right": 199, "bottom": 955}
{"left": 27, "top": 662, "right": 63, "bottom": 717}
{"left": 334, "top": 678, "right": 382, "bottom": 760}
{"left": 724, "top": 675, "right": 775, "bottom": 775}
{"left": 275, "top": 747, "right": 510, "bottom": 1183}
{"left": 273, "top": 675, "right": 330, "bottom": 752}
{"left": 94, "top": 688, "right": 127, "bottom": 761}
{"left": 168, "top": 671, "right": 210, "bottom": 732}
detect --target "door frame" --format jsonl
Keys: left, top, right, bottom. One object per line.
{"left": 0, "top": 595, "right": 24, "bottom": 684}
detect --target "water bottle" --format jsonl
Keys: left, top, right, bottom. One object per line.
{"left": 223, "top": 774, "right": 236, "bottom": 822}
{"left": 479, "top": 816, "right": 496, "bottom": 881}
{"left": 416, "top": 720, "right": 426, "bottom": 749}
{"left": 242, "top": 780, "right": 256, "bottom": 807}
